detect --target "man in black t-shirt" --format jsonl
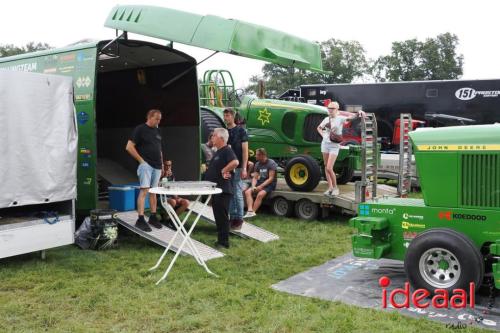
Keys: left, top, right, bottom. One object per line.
{"left": 204, "top": 127, "right": 239, "bottom": 248}
{"left": 223, "top": 108, "right": 248, "bottom": 232}
{"left": 125, "top": 109, "right": 164, "bottom": 232}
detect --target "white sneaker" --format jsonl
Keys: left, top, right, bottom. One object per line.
{"left": 323, "top": 189, "right": 332, "bottom": 196}
{"left": 244, "top": 211, "right": 256, "bottom": 218}
{"left": 331, "top": 187, "right": 340, "bottom": 196}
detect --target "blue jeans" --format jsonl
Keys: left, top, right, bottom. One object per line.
{"left": 229, "top": 168, "right": 244, "bottom": 220}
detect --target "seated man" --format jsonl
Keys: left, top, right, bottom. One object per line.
{"left": 243, "top": 148, "right": 277, "bottom": 218}
{"left": 158, "top": 159, "right": 190, "bottom": 228}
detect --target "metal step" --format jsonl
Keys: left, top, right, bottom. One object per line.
{"left": 115, "top": 211, "right": 224, "bottom": 261}
{"left": 188, "top": 201, "right": 279, "bottom": 243}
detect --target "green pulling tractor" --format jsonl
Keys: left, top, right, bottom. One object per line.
{"left": 350, "top": 124, "right": 500, "bottom": 292}
{"left": 199, "top": 70, "right": 361, "bottom": 191}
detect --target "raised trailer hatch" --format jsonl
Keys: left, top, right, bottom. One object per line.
{"left": 104, "top": 5, "right": 327, "bottom": 73}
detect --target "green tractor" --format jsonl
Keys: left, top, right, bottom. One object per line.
{"left": 199, "top": 70, "right": 361, "bottom": 192}
{"left": 349, "top": 124, "right": 500, "bottom": 292}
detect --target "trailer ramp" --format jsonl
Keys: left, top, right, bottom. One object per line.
{"left": 188, "top": 202, "right": 279, "bottom": 243}
{"left": 115, "top": 211, "right": 224, "bottom": 261}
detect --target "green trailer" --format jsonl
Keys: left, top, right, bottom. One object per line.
{"left": 0, "top": 5, "right": 328, "bottom": 216}
{"left": 350, "top": 124, "right": 500, "bottom": 291}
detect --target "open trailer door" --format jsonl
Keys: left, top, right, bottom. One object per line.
{"left": 104, "top": 5, "right": 327, "bottom": 73}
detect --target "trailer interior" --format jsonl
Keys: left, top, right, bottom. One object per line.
{"left": 95, "top": 39, "right": 200, "bottom": 197}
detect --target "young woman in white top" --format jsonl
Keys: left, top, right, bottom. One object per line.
{"left": 317, "top": 101, "right": 365, "bottom": 196}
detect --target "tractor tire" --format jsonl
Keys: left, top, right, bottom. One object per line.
{"left": 294, "top": 199, "right": 319, "bottom": 221}
{"left": 404, "top": 228, "right": 484, "bottom": 293}
{"left": 336, "top": 164, "right": 354, "bottom": 185}
{"left": 284, "top": 155, "right": 321, "bottom": 192}
{"left": 200, "top": 107, "right": 224, "bottom": 142}
{"left": 271, "top": 197, "right": 294, "bottom": 217}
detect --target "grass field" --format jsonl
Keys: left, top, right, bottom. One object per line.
{"left": 0, "top": 207, "right": 489, "bottom": 332}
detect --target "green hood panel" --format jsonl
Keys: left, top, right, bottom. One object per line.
{"left": 411, "top": 124, "right": 500, "bottom": 151}
{"left": 104, "top": 5, "right": 324, "bottom": 72}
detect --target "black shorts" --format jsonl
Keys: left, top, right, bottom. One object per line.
{"left": 257, "top": 180, "right": 276, "bottom": 194}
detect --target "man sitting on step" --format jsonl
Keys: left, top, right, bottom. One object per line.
{"left": 243, "top": 148, "right": 277, "bottom": 219}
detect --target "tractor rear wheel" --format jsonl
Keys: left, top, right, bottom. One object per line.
{"left": 200, "top": 107, "right": 224, "bottom": 141}
{"left": 404, "top": 228, "right": 483, "bottom": 293}
{"left": 335, "top": 164, "right": 354, "bottom": 185}
{"left": 284, "top": 155, "right": 321, "bottom": 192}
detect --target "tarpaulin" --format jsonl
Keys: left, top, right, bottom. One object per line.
{"left": 0, "top": 70, "right": 77, "bottom": 208}
{"left": 273, "top": 253, "right": 499, "bottom": 331}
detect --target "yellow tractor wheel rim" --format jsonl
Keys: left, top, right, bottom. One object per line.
{"left": 290, "top": 163, "right": 309, "bottom": 185}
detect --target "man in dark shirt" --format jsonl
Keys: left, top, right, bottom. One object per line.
{"left": 125, "top": 109, "right": 164, "bottom": 232}
{"left": 158, "top": 159, "right": 190, "bottom": 228}
{"left": 244, "top": 148, "right": 277, "bottom": 218}
{"left": 204, "top": 127, "right": 239, "bottom": 248}
{"left": 223, "top": 108, "right": 248, "bottom": 232}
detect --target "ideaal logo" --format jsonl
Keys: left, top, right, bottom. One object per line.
{"left": 439, "top": 211, "right": 487, "bottom": 221}
{"left": 380, "top": 276, "right": 475, "bottom": 309}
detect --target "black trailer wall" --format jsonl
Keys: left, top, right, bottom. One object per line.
{"left": 96, "top": 59, "right": 200, "bottom": 186}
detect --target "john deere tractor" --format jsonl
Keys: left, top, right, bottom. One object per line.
{"left": 349, "top": 124, "right": 500, "bottom": 292}
{"left": 199, "top": 70, "right": 361, "bottom": 191}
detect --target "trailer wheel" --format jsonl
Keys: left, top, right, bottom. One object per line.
{"left": 336, "top": 165, "right": 354, "bottom": 185}
{"left": 404, "top": 228, "right": 483, "bottom": 293}
{"left": 285, "top": 155, "right": 321, "bottom": 192}
{"left": 294, "top": 199, "right": 319, "bottom": 221}
{"left": 271, "top": 197, "right": 294, "bottom": 217}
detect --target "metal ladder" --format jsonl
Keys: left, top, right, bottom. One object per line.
{"left": 199, "top": 70, "right": 236, "bottom": 108}
{"left": 398, "top": 113, "right": 413, "bottom": 197}
{"left": 356, "top": 112, "right": 378, "bottom": 203}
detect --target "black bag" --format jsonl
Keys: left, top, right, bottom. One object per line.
{"left": 329, "top": 118, "right": 343, "bottom": 143}
{"left": 88, "top": 209, "right": 118, "bottom": 250}
{"left": 329, "top": 132, "right": 343, "bottom": 143}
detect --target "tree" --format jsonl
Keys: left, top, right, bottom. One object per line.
{"left": 245, "top": 39, "right": 369, "bottom": 97}
{"left": 0, "top": 42, "right": 52, "bottom": 58}
{"left": 372, "top": 33, "right": 463, "bottom": 82}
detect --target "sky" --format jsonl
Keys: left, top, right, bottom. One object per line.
{"left": 1, "top": 0, "right": 499, "bottom": 88}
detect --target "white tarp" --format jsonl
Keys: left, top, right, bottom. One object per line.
{"left": 0, "top": 70, "right": 77, "bottom": 208}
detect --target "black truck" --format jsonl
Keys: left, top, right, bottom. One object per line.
{"left": 298, "top": 79, "right": 500, "bottom": 149}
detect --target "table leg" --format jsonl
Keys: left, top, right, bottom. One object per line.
{"left": 155, "top": 194, "right": 218, "bottom": 284}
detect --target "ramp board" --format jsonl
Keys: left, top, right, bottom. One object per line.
{"left": 273, "top": 253, "right": 499, "bottom": 331}
{"left": 188, "top": 201, "right": 279, "bottom": 243}
{"left": 115, "top": 211, "right": 224, "bottom": 261}
{"left": 97, "top": 158, "right": 138, "bottom": 185}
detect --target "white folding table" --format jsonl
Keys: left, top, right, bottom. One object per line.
{"left": 149, "top": 181, "right": 222, "bottom": 285}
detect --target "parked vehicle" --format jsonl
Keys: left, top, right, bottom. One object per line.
{"left": 349, "top": 124, "right": 500, "bottom": 292}
{"left": 299, "top": 80, "right": 500, "bottom": 150}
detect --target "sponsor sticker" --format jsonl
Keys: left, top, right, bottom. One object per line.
{"left": 402, "top": 221, "right": 426, "bottom": 229}
{"left": 77, "top": 111, "right": 89, "bottom": 125}
{"left": 456, "top": 87, "right": 499, "bottom": 100}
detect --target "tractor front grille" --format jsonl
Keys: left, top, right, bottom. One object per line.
{"left": 303, "top": 114, "right": 324, "bottom": 143}
{"left": 461, "top": 153, "right": 500, "bottom": 208}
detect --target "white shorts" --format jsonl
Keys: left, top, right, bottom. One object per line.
{"left": 321, "top": 141, "right": 340, "bottom": 155}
